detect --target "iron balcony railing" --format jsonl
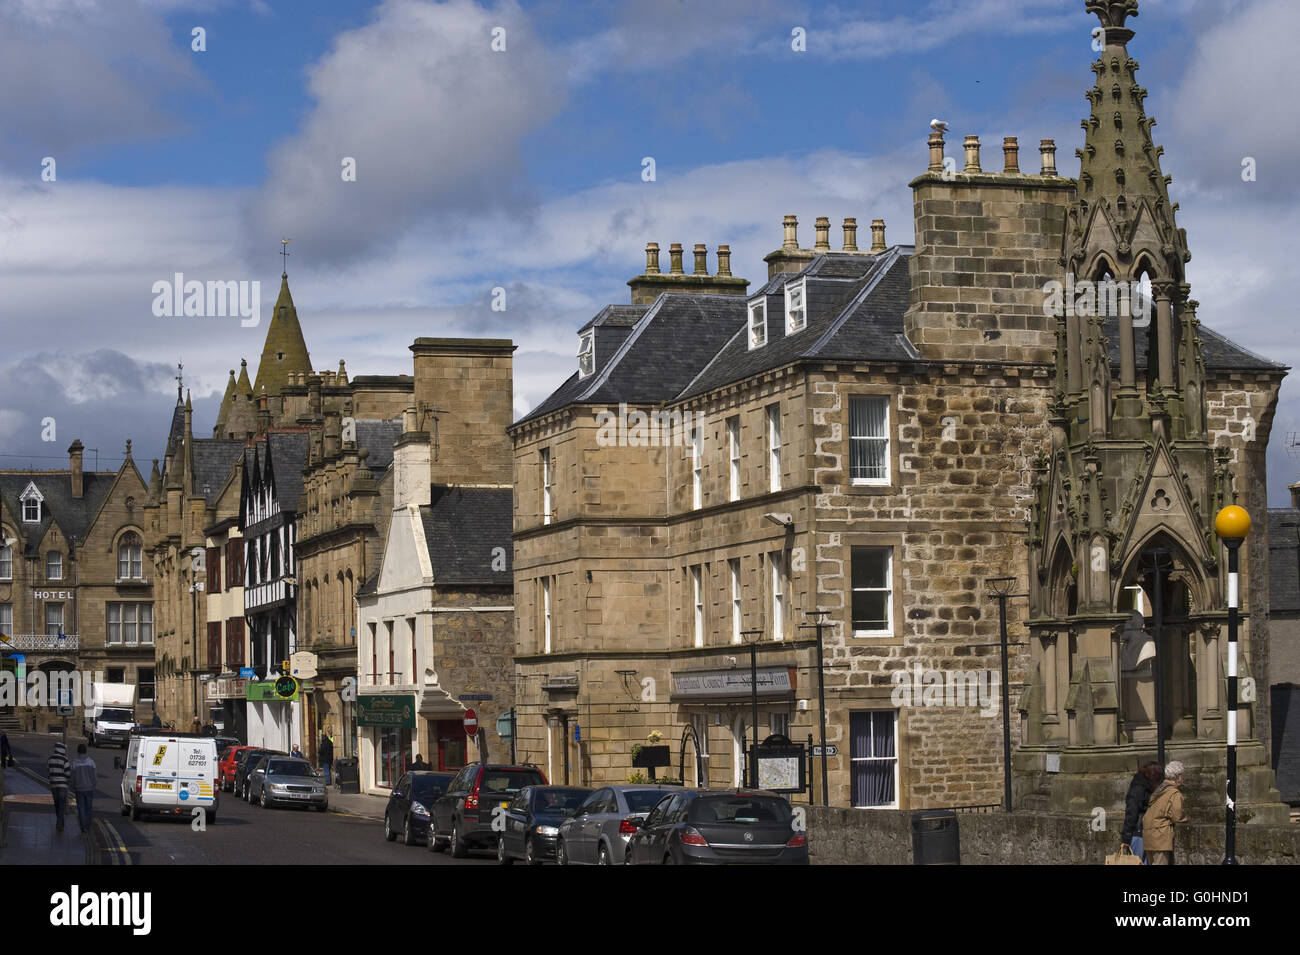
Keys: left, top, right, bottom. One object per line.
{"left": 0, "top": 634, "right": 81, "bottom": 651}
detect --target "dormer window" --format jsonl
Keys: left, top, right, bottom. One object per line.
{"left": 748, "top": 299, "right": 767, "bottom": 350}
{"left": 577, "top": 332, "right": 594, "bottom": 378}
{"left": 785, "top": 280, "right": 806, "bottom": 333}
{"left": 20, "top": 483, "right": 43, "bottom": 523}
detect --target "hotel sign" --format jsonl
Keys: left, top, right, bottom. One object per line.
{"left": 671, "top": 665, "right": 796, "bottom": 702}
{"left": 357, "top": 694, "right": 416, "bottom": 729}
{"left": 33, "top": 591, "right": 75, "bottom": 601}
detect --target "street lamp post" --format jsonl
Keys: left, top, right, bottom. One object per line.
{"left": 740, "top": 628, "right": 764, "bottom": 787}
{"left": 1215, "top": 505, "right": 1251, "bottom": 866}
{"left": 984, "top": 577, "right": 1021, "bottom": 813}
{"left": 798, "top": 612, "right": 831, "bottom": 806}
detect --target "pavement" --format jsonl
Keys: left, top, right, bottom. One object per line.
{"left": 324, "top": 788, "right": 388, "bottom": 821}
{"left": 0, "top": 751, "right": 106, "bottom": 865}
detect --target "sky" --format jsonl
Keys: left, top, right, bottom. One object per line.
{"left": 0, "top": 0, "right": 1297, "bottom": 504}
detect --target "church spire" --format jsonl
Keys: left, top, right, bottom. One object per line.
{"left": 251, "top": 268, "right": 312, "bottom": 400}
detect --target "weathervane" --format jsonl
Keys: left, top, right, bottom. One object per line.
{"left": 280, "top": 237, "right": 291, "bottom": 276}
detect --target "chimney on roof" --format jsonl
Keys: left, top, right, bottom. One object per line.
{"left": 68, "top": 439, "right": 84, "bottom": 499}
{"left": 693, "top": 243, "right": 709, "bottom": 275}
{"left": 963, "top": 135, "right": 982, "bottom": 173}
{"left": 870, "top": 219, "right": 887, "bottom": 253}
{"left": 1003, "top": 136, "right": 1020, "bottom": 173}
{"left": 393, "top": 408, "right": 432, "bottom": 509}
{"left": 1040, "top": 139, "right": 1057, "bottom": 175}
{"left": 644, "top": 242, "right": 661, "bottom": 274}
{"left": 782, "top": 214, "right": 799, "bottom": 250}
{"left": 928, "top": 130, "right": 945, "bottom": 171}
{"left": 716, "top": 245, "right": 733, "bottom": 276}
{"left": 627, "top": 242, "right": 749, "bottom": 304}
{"left": 842, "top": 218, "right": 858, "bottom": 252}
{"left": 668, "top": 243, "right": 685, "bottom": 275}
{"left": 814, "top": 217, "right": 831, "bottom": 252}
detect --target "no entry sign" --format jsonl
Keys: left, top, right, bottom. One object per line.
{"left": 463, "top": 709, "right": 478, "bottom": 736}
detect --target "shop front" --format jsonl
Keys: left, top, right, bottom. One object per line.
{"left": 205, "top": 675, "right": 248, "bottom": 742}
{"left": 245, "top": 679, "right": 300, "bottom": 753}
{"left": 357, "top": 692, "right": 416, "bottom": 793}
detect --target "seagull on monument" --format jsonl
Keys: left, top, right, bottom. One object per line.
{"left": 930, "top": 118, "right": 948, "bottom": 133}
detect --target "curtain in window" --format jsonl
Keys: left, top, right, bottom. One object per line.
{"left": 850, "top": 711, "right": 897, "bottom": 807}
{"left": 850, "top": 397, "right": 888, "bottom": 481}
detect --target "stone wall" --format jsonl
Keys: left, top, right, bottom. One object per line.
{"left": 807, "top": 805, "right": 1300, "bottom": 865}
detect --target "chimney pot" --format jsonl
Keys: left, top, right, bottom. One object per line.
{"left": 1039, "top": 138, "right": 1058, "bottom": 175}
{"left": 68, "top": 439, "right": 84, "bottom": 499}
{"left": 644, "top": 242, "right": 661, "bottom": 274}
{"left": 1002, "top": 136, "right": 1020, "bottom": 173}
{"left": 928, "top": 131, "right": 946, "bottom": 172}
{"left": 814, "top": 217, "right": 831, "bottom": 252}
{"left": 841, "top": 217, "right": 858, "bottom": 251}
{"left": 963, "top": 135, "right": 982, "bottom": 173}
{"left": 870, "top": 219, "right": 887, "bottom": 253}
{"left": 716, "top": 244, "right": 732, "bottom": 276}
{"left": 668, "top": 243, "right": 685, "bottom": 274}
{"left": 782, "top": 214, "right": 799, "bottom": 251}
{"left": 693, "top": 243, "right": 709, "bottom": 275}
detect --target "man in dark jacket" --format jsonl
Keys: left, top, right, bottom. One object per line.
{"left": 319, "top": 732, "right": 334, "bottom": 785}
{"left": 1121, "top": 761, "right": 1162, "bottom": 859}
{"left": 409, "top": 753, "right": 432, "bottom": 771}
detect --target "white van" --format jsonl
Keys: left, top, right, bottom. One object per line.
{"left": 118, "top": 735, "right": 220, "bottom": 823}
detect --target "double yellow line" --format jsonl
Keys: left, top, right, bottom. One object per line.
{"left": 91, "top": 818, "right": 131, "bottom": 865}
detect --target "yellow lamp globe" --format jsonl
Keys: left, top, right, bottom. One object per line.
{"left": 1215, "top": 505, "right": 1251, "bottom": 540}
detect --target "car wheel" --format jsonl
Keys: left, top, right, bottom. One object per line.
{"left": 129, "top": 799, "right": 140, "bottom": 822}
{"left": 598, "top": 843, "right": 611, "bottom": 866}
{"left": 450, "top": 822, "right": 468, "bottom": 859}
{"left": 664, "top": 852, "right": 676, "bottom": 865}
{"left": 120, "top": 801, "right": 129, "bottom": 817}
{"left": 403, "top": 817, "right": 416, "bottom": 847}
{"left": 429, "top": 833, "right": 446, "bottom": 853}
{"left": 556, "top": 839, "right": 570, "bottom": 866}
{"left": 497, "top": 834, "right": 513, "bottom": 865}
{"left": 384, "top": 814, "right": 396, "bottom": 842}
{"left": 316, "top": 803, "right": 328, "bottom": 813}
{"left": 525, "top": 837, "right": 542, "bottom": 866}
{"left": 259, "top": 789, "right": 269, "bottom": 809}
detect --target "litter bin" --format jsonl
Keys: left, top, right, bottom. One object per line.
{"left": 911, "top": 809, "right": 959, "bottom": 865}
{"left": 335, "top": 757, "right": 360, "bottom": 794}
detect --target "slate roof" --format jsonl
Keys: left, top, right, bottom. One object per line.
{"left": 521, "top": 246, "right": 1286, "bottom": 423}
{"left": 354, "top": 418, "right": 402, "bottom": 474}
{"left": 1268, "top": 508, "right": 1300, "bottom": 614}
{"left": 579, "top": 304, "right": 647, "bottom": 333}
{"left": 420, "top": 485, "right": 513, "bottom": 585}
{"left": 267, "top": 433, "right": 310, "bottom": 513}
{"left": 0, "top": 471, "right": 117, "bottom": 553}
{"left": 192, "top": 439, "right": 247, "bottom": 504}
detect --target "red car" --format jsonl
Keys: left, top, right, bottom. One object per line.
{"left": 218, "top": 746, "right": 258, "bottom": 792}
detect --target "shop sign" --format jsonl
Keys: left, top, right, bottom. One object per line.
{"left": 357, "top": 694, "right": 416, "bottom": 729}
{"left": 246, "top": 680, "right": 298, "bottom": 703}
{"left": 671, "top": 665, "right": 796, "bottom": 701}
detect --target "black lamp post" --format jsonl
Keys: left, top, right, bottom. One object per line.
{"left": 1215, "top": 505, "right": 1251, "bottom": 865}
{"left": 984, "top": 576, "right": 1023, "bottom": 813}
{"left": 798, "top": 612, "right": 831, "bottom": 806}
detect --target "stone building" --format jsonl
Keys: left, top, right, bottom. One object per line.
{"left": 1267, "top": 481, "right": 1300, "bottom": 805}
{"left": 355, "top": 339, "right": 516, "bottom": 793}
{"left": 508, "top": 1, "right": 1288, "bottom": 814}
{"left": 1, "top": 441, "right": 154, "bottom": 733}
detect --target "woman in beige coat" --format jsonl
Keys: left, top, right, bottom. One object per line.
{"left": 1142, "top": 760, "right": 1187, "bottom": 864}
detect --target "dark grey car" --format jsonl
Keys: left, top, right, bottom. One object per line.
{"left": 556, "top": 784, "right": 682, "bottom": 865}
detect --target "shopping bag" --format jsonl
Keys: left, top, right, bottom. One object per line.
{"left": 1105, "top": 843, "right": 1143, "bottom": 865}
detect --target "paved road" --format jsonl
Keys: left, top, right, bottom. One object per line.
{"left": 5, "top": 732, "right": 493, "bottom": 866}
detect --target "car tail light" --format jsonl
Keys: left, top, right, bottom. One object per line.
{"left": 465, "top": 773, "right": 481, "bottom": 810}
{"left": 135, "top": 775, "right": 143, "bottom": 794}
{"left": 618, "top": 817, "right": 639, "bottom": 835}
{"left": 680, "top": 827, "right": 708, "bottom": 847}
{"left": 786, "top": 833, "right": 807, "bottom": 848}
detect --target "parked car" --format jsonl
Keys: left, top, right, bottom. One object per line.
{"left": 497, "top": 786, "right": 591, "bottom": 865}
{"left": 218, "top": 746, "right": 258, "bottom": 793}
{"left": 384, "top": 771, "right": 455, "bottom": 846}
{"left": 624, "top": 789, "right": 808, "bottom": 865}
{"left": 556, "top": 784, "right": 681, "bottom": 865}
{"left": 428, "top": 763, "right": 548, "bottom": 858}
{"left": 235, "top": 749, "right": 285, "bottom": 798}
{"left": 246, "top": 756, "right": 329, "bottom": 811}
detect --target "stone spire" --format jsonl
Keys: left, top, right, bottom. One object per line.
{"left": 252, "top": 273, "right": 312, "bottom": 399}
{"left": 213, "top": 368, "right": 238, "bottom": 437}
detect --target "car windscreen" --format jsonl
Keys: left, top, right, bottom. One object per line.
{"left": 623, "top": 789, "right": 672, "bottom": 813}
{"left": 688, "top": 796, "right": 792, "bottom": 824}
{"left": 530, "top": 789, "right": 588, "bottom": 813}
{"left": 410, "top": 776, "right": 452, "bottom": 799}
{"left": 100, "top": 708, "right": 134, "bottom": 722}
{"left": 267, "top": 759, "right": 315, "bottom": 777}
{"left": 237, "top": 750, "right": 264, "bottom": 766}
{"left": 480, "top": 770, "right": 544, "bottom": 794}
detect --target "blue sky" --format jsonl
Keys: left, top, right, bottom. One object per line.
{"left": 1, "top": 0, "right": 1298, "bottom": 504}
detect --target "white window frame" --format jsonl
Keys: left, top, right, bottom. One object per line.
{"left": 748, "top": 299, "right": 767, "bottom": 349}
{"left": 542, "top": 576, "right": 552, "bottom": 654}
{"left": 541, "top": 448, "right": 553, "bottom": 525}
{"left": 770, "top": 550, "right": 786, "bottom": 641}
{"left": 21, "top": 484, "right": 43, "bottom": 523}
{"left": 45, "top": 602, "right": 63, "bottom": 636}
{"left": 727, "top": 416, "right": 740, "bottom": 501}
{"left": 692, "top": 565, "right": 704, "bottom": 648}
{"left": 784, "top": 279, "right": 807, "bottom": 333}
{"left": 850, "top": 395, "right": 891, "bottom": 486}
{"left": 577, "top": 332, "right": 594, "bottom": 378}
{"left": 691, "top": 426, "right": 703, "bottom": 510}
{"left": 0, "top": 540, "right": 11, "bottom": 580}
{"left": 137, "top": 667, "right": 156, "bottom": 702}
{"left": 851, "top": 546, "right": 894, "bottom": 637}
{"left": 118, "top": 533, "right": 143, "bottom": 580}
{"left": 0, "top": 603, "right": 11, "bottom": 637}
{"left": 850, "top": 710, "right": 899, "bottom": 809}
{"left": 767, "top": 404, "right": 781, "bottom": 493}
{"left": 46, "top": 551, "right": 62, "bottom": 581}
{"left": 730, "top": 558, "right": 742, "bottom": 644}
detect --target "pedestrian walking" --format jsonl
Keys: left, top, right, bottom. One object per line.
{"left": 0, "top": 730, "right": 13, "bottom": 767}
{"left": 1121, "top": 760, "right": 1163, "bottom": 861}
{"left": 47, "top": 741, "right": 71, "bottom": 831}
{"left": 319, "top": 731, "right": 334, "bottom": 785}
{"left": 1142, "top": 760, "right": 1188, "bottom": 865}
{"left": 291, "top": 744, "right": 305, "bottom": 760}
{"left": 150, "top": 711, "right": 162, "bottom": 728}
{"left": 71, "top": 743, "right": 97, "bottom": 833}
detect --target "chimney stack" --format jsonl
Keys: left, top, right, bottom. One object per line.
{"left": 668, "top": 243, "right": 685, "bottom": 274}
{"left": 814, "top": 216, "right": 831, "bottom": 252}
{"left": 870, "top": 219, "right": 887, "bottom": 253}
{"left": 693, "top": 243, "right": 709, "bottom": 275}
{"left": 963, "top": 135, "right": 982, "bottom": 173}
{"left": 928, "top": 130, "right": 946, "bottom": 171}
{"left": 644, "top": 242, "right": 661, "bottom": 274}
{"left": 716, "top": 245, "right": 733, "bottom": 276}
{"left": 842, "top": 218, "right": 858, "bottom": 251}
{"left": 392, "top": 407, "right": 432, "bottom": 509}
{"left": 1040, "top": 138, "right": 1058, "bottom": 175}
{"left": 68, "top": 439, "right": 84, "bottom": 499}
{"left": 782, "top": 214, "right": 799, "bottom": 250}
{"left": 1003, "top": 136, "right": 1020, "bottom": 173}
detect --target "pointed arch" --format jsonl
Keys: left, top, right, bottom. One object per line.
{"left": 1115, "top": 527, "right": 1210, "bottom": 615}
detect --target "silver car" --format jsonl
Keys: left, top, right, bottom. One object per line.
{"left": 246, "top": 757, "right": 329, "bottom": 812}
{"left": 556, "top": 784, "right": 681, "bottom": 865}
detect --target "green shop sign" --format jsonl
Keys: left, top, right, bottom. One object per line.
{"left": 357, "top": 694, "right": 416, "bottom": 729}
{"left": 246, "top": 680, "right": 299, "bottom": 703}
